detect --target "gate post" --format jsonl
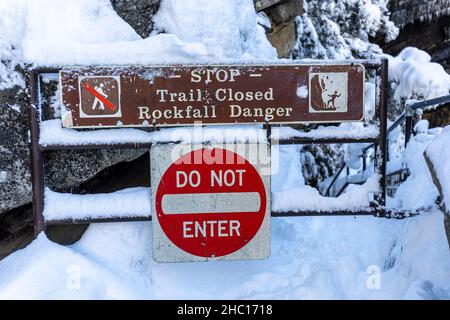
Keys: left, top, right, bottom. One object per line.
{"left": 405, "top": 104, "right": 414, "bottom": 147}
{"left": 378, "top": 58, "right": 389, "bottom": 208}
{"left": 27, "top": 70, "right": 46, "bottom": 236}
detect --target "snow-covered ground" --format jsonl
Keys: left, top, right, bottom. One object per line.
{"left": 0, "top": 0, "right": 449, "bottom": 299}
{"left": 2, "top": 127, "right": 449, "bottom": 299}
{"left": 0, "top": 211, "right": 448, "bottom": 299}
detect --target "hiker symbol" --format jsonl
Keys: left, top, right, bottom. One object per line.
{"left": 309, "top": 72, "right": 348, "bottom": 113}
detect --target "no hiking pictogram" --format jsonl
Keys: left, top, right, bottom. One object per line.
{"left": 78, "top": 76, "right": 121, "bottom": 118}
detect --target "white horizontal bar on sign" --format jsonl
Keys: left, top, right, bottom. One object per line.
{"left": 161, "top": 192, "right": 261, "bottom": 214}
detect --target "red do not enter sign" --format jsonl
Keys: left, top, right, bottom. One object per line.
{"left": 151, "top": 144, "right": 271, "bottom": 263}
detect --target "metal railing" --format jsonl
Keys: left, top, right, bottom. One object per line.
{"left": 325, "top": 94, "right": 450, "bottom": 198}
{"left": 405, "top": 94, "right": 450, "bottom": 146}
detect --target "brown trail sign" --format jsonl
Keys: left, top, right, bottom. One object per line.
{"left": 59, "top": 64, "right": 365, "bottom": 128}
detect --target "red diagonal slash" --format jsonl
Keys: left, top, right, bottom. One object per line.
{"left": 82, "top": 82, "right": 117, "bottom": 112}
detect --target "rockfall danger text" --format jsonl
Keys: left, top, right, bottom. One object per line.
{"left": 137, "top": 104, "right": 294, "bottom": 122}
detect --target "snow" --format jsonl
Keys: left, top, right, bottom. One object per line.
{"left": 43, "top": 187, "right": 151, "bottom": 221}
{"left": 386, "top": 47, "right": 450, "bottom": 102}
{"left": 272, "top": 175, "right": 380, "bottom": 213}
{"left": 19, "top": 0, "right": 274, "bottom": 66}
{"left": 0, "top": 232, "right": 151, "bottom": 299}
{"left": 296, "top": 85, "right": 308, "bottom": 98}
{"left": 0, "top": 171, "right": 7, "bottom": 183}
{"left": 153, "top": 0, "right": 276, "bottom": 60}
{"left": 276, "top": 123, "right": 379, "bottom": 140}
{"left": 0, "top": 0, "right": 26, "bottom": 89}
{"left": 359, "top": 2, "right": 382, "bottom": 36}
{"left": 271, "top": 145, "right": 305, "bottom": 191}
{"left": 39, "top": 119, "right": 269, "bottom": 146}
{"left": 0, "top": 210, "right": 448, "bottom": 299}
{"left": 1, "top": 0, "right": 275, "bottom": 74}
{"left": 293, "top": 0, "right": 398, "bottom": 60}
{"left": 40, "top": 119, "right": 156, "bottom": 146}
{"left": 390, "top": 126, "right": 440, "bottom": 210}
{"left": 24, "top": 0, "right": 139, "bottom": 48}
{"left": 40, "top": 119, "right": 379, "bottom": 146}
{"left": 414, "top": 119, "right": 429, "bottom": 134}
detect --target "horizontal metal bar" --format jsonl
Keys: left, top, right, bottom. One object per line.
{"left": 44, "top": 205, "right": 430, "bottom": 226}
{"left": 382, "top": 208, "right": 428, "bottom": 219}
{"left": 362, "top": 94, "right": 450, "bottom": 154}
{"left": 39, "top": 137, "right": 380, "bottom": 151}
{"left": 46, "top": 216, "right": 152, "bottom": 225}
{"left": 359, "top": 61, "right": 383, "bottom": 69}
{"left": 46, "top": 211, "right": 376, "bottom": 226}
{"left": 409, "top": 94, "right": 450, "bottom": 110}
{"left": 28, "top": 61, "right": 381, "bottom": 76}
{"left": 272, "top": 210, "right": 376, "bottom": 217}
{"left": 273, "top": 207, "right": 425, "bottom": 219}
{"left": 278, "top": 137, "right": 379, "bottom": 145}
{"left": 29, "top": 67, "right": 61, "bottom": 75}
{"left": 40, "top": 142, "right": 153, "bottom": 151}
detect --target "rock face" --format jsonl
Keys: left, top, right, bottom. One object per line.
{"left": 0, "top": 1, "right": 161, "bottom": 258}
{"left": 0, "top": 85, "right": 31, "bottom": 214}
{"left": 254, "top": 0, "right": 303, "bottom": 58}
{"left": 389, "top": 0, "right": 450, "bottom": 28}
{"left": 0, "top": 78, "right": 145, "bottom": 214}
{"left": 110, "top": 0, "right": 160, "bottom": 38}
{"left": 384, "top": 0, "right": 450, "bottom": 71}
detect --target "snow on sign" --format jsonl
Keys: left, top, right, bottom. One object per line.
{"left": 151, "top": 143, "right": 271, "bottom": 263}
{"left": 59, "top": 64, "right": 365, "bottom": 128}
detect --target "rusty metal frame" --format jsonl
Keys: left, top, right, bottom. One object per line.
{"left": 27, "top": 60, "right": 389, "bottom": 236}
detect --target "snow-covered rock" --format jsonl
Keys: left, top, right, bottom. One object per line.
{"left": 387, "top": 47, "right": 450, "bottom": 103}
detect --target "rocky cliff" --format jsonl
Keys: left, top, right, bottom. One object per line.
{"left": 384, "top": 0, "right": 450, "bottom": 71}
{"left": 389, "top": 0, "right": 450, "bottom": 28}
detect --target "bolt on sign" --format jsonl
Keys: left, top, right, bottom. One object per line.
{"left": 59, "top": 64, "right": 365, "bottom": 128}
{"left": 151, "top": 143, "right": 271, "bottom": 263}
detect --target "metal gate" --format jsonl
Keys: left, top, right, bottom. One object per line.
{"left": 27, "top": 59, "right": 399, "bottom": 237}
